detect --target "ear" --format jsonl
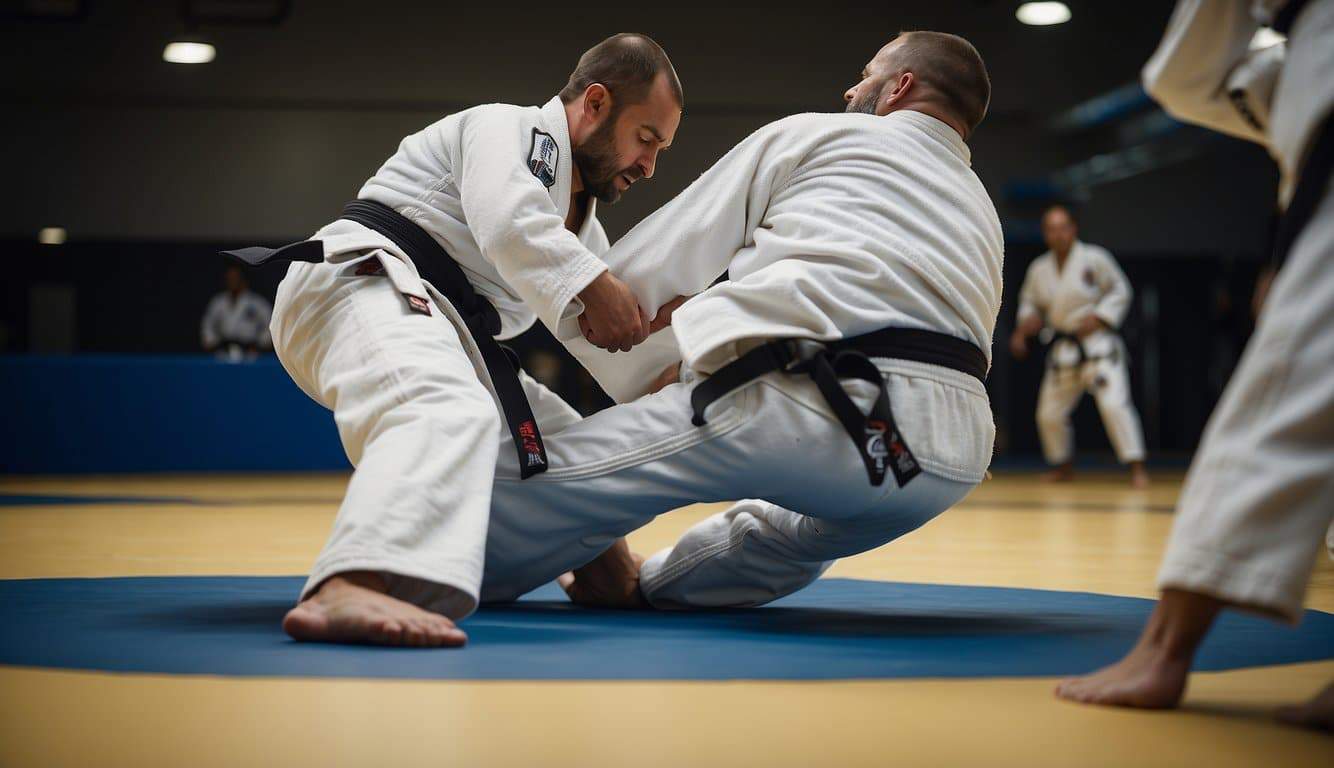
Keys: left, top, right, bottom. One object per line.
{"left": 883, "top": 72, "right": 914, "bottom": 109}
{"left": 582, "top": 83, "right": 611, "bottom": 121}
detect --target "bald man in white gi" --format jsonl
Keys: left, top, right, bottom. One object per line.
{"left": 475, "top": 31, "right": 1002, "bottom": 611}
{"left": 237, "top": 34, "right": 683, "bottom": 647}
{"left": 1011, "top": 205, "right": 1149, "bottom": 488}
{"left": 1058, "top": 0, "right": 1334, "bottom": 729}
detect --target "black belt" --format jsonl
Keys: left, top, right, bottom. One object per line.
{"left": 222, "top": 199, "right": 549, "bottom": 479}
{"left": 688, "top": 327, "right": 988, "bottom": 488}
{"left": 1273, "top": 113, "right": 1334, "bottom": 265}
{"left": 1043, "top": 330, "right": 1120, "bottom": 371}
{"left": 1273, "top": 0, "right": 1311, "bottom": 34}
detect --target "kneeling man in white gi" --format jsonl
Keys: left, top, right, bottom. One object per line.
{"left": 477, "top": 31, "right": 1003, "bottom": 610}
{"left": 240, "top": 34, "right": 683, "bottom": 646}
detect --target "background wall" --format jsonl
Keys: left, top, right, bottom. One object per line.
{"left": 1, "top": 1, "right": 1283, "bottom": 472}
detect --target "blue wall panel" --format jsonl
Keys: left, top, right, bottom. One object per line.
{"left": 1, "top": 356, "right": 349, "bottom": 474}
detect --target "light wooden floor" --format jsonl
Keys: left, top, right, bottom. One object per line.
{"left": 1, "top": 471, "right": 1331, "bottom": 767}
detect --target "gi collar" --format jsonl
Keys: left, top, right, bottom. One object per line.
{"left": 539, "top": 96, "right": 575, "bottom": 221}
{"left": 539, "top": 95, "right": 602, "bottom": 239}
{"left": 895, "top": 109, "right": 972, "bottom": 166}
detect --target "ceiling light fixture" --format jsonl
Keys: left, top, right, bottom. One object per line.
{"left": 1017, "top": 2, "right": 1072, "bottom": 26}
{"left": 163, "top": 40, "right": 216, "bottom": 64}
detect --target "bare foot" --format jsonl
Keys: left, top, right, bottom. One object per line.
{"left": 282, "top": 571, "right": 467, "bottom": 647}
{"left": 559, "top": 538, "right": 648, "bottom": 608}
{"left": 1276, "top": 682, "right": 1334, "bottom": 732}
{"left": 1041, "top": 463, "right": 1075, "bottom": 483}
{"left": 1130, "top": 462, "right": 1150, "bottom": 489}
{"left": 1056, "top": 589, "right": 1221, "bottom": 709}
{"left": 1055, "top": 642, "right": 1191, "bottom": 708}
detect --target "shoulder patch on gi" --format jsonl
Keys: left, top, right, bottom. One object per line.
{"left": 528, "top": 128, "right": 559, "bottom": 188}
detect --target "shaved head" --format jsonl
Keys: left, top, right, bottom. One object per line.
{"left": 846, "top": 31, "right": 990, "bottom": 138}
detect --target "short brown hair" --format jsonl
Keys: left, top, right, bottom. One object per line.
{"left": 559, "top": 33, "right": 684, "bottom": 111}
{"left": 895, "top": 31, "right": 990, "bottom": 136}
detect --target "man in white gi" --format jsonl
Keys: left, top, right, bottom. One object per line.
{"left": 475, "top": 31, "right": 1001, "bottom": 613}
{"left": 1010, "top": 204, "right": 1150, "bottom": 488}
{"left": 245, "top": 34, "right": 683, "bottom": 647}
{"left": 1057, "top": 0, "right": 1334, "bottom": 730}
{"left": 200, "top": 263, "right": 272, "bottom": 358}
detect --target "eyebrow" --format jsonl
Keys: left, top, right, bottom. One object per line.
{"left": 642, "top": 124, "right": 671, "bottom": 148}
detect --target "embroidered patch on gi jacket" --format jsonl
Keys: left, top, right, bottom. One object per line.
{"left": 528, "top": 128, "right": 559, "bottom": 187}
{"left": 1082, "top": 268, "right": 1097, "bottom": 288}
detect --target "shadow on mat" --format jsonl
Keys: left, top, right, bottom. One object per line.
{"left": 477, "top": 601, "right": 1122, "bottom": 640}
{"left": 121, "top": 597, "right": 1120, "bottom": 643}
{"left": 123, "top": 600, "right": 295, "bottom": 631}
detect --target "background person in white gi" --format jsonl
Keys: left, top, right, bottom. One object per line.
{"left": 270, "top": 34, "right": 683, "bottom": 647}
{"left": 477, "top": 31, "right": 1002, "bottom": 612}
{"left": 200, "top": 263, "right": 272, "bottom": 359}
{"left": 1057, "top": 0, "right": 1334, "bottom": 730}
{"left": 1010, "top": 204, "right": 1149, "bottom": 488}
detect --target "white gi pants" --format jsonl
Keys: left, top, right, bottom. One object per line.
{"left": 1036, "top": 332, "right": 1146, "bottom": 464}
{"left": 1156, "top": 178, "right": 1334, "bottom": 623}
{"left": 273, "top": 255, "right": 518, "bottom": 620}
{"left": 480, "top": 364, "right": 979, "bottom": 609}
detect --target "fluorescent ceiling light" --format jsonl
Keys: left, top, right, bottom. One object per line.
{"left": 163, "top": 41, "right": 216, "bottom": 64}
{"left": 1249, "top": 27, "right": 1285, "bottom": 50}
{"left": 39, "top": 227, "right": 67, "bottom": 245}
{"left": 1017, "top": 2, "right": 1072, "bottom": 26}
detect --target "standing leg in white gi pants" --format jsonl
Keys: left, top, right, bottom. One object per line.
{"left": 479, "top": 367, "right": 979, "bottom": 608}
{"left": 1058, "top": 0, "right": 1334, "bottom": 719}
{"left": 270, "top": 257, "right": 501, "bottom": 646}
{"left": 1058, "top": 175, "right": 1334, "bottom": 716}
{"left": 1036, "top": 365, "right": 1083, "bottom": 466}
{"left": 1037, "top": 337, "right": 1147, "bottom": 481}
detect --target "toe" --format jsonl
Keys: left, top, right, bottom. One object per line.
{"left": 282, "top": 604, "right": 327, "bottom": 642}
{"left": 374, "top": 619, "right": 404, "bottom": 646}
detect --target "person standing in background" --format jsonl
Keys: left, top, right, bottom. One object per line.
{"left": 1010, "top": 204, "right": 1149, "bottom": 488}
{"left": 201, "top": 263, "right": 272, "bottom": 359}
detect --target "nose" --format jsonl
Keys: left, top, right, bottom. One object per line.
{"left": 844, "top": 86, "right": 856, "bottom": 103}
{"left": 639, "top": 147, "right": 658, "bottom": 180}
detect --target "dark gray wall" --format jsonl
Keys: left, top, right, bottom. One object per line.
{"left": 2, "top": 0, "right": 1276, "bottom": 251}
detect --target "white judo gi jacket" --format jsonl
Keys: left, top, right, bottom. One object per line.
{"left": 270, "top": 96, "right": 611, "bottom": 618}
{"left": 561, "top": 109, "right": 1004, "bottom": 483}
{"left": 201, "top": 289, "right": 272, "bottom": 350}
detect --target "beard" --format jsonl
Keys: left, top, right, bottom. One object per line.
{"left": 845, "top": 89, "right": 880, "bottom": 115}
{"left": 572, "top": 115, "right": 640, "bottom": 204}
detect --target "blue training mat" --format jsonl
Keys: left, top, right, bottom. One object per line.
{"left": 2, "top": 577, "right": 1331, "bottom": 681}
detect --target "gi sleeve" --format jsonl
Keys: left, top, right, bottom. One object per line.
{"left": 201, "top": 295, "right": 222, "bottom": 350}
{"left": 455, "top": 108, "right": 609, "bottom": 335}
{"left": 558, "top": 119, "right": 814, "bottom": 400}
{"left": 1016, "top": 261, "right": 1044, "bottom": 325}
{"left": 1142, "top": 0, "right": 1276, "bottom": 146}
{"left": 1092, "top": 249, "right": 1133, "bottom": 329}
{"left": 599, "top": 119, "right": 815, "bottom": 319}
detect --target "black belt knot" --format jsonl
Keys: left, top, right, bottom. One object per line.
{"left": 689, "top": 328, "right": 987, "bottom": 488}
